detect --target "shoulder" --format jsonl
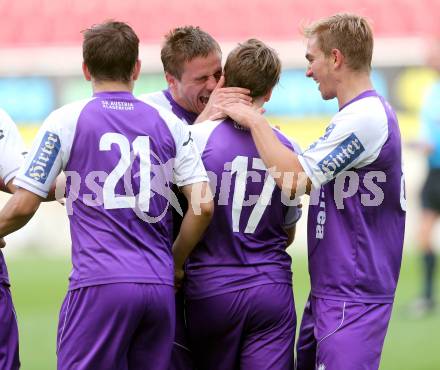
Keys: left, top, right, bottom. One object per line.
{"left": 190, "top": 119, "right": 223, "bottom": 135}
{"left": 144, "top": 100, "right": 184, "bottom": 129}
{"left": 138, "top": 90, "right": 170, "bottom": 110}
{"left": 136, "top": 92, "right": 184, "bottom": 129}
{"left": 272, "top": 126, "right": 301, "bottom": 153}
{"left": 47, "top": 98, "right": 95, "bottom": 123}
{"left": 339, "top": 96, "right": 387, "bottom": 124}
{"left": 189, "top": 119, "right": 224, "bottom": 152}
{"left": 334, "top": 96, "right": 388, "bottom": 142}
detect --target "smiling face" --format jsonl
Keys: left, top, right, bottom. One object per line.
{"left": 305, "top": 35, "right": 337, "bottom": 100}
{"left": 166, "top": 51, "right": 222, "bottom": 114}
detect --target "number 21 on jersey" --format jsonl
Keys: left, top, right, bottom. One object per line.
{"left": 99, "top": 133, "right": 151, "bottom": 211}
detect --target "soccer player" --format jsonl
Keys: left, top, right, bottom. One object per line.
{"left": 139, "top": 26, "right": 252, "bottom": 125}
{"left": 0, "top": 108, "right": 25, "bottom": 370}
{"left": 0, "top": 21, "right": 213, "bottom": 370}
{"left": 185, "top": 39, "right": 301, "bottom": 370}
{"left": 139, "top": 26, "right": 252, "bottom": 370}
{"left": 214, "top": 14, "right": 406, "bottom": 370}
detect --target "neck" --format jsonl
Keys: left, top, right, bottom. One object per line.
{"left": 169, "top": 90, "right": 192, "bottom": 113}
{"left": 336, "top": 71, "right": 373, "bottom": 109}
{"left": 92, "top": 79, "right": 134, "bottom": 93}
{"left": 252, "top": 96, "right": 266, "bottom": 108}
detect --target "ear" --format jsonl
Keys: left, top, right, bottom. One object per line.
{"left": 331, "top": 48, "right": 344, "bottom": 69}
{"left": 132, "top": 59, "right": 141, "bottom": 81}
{"left": 82, "top": 62, "right": 92, "bottom": 81}
{"left": 263, "top": 87, "right": 273, "bottom": 102}
{"left": 165, "top": 71, "right": 178, "bottom": 90}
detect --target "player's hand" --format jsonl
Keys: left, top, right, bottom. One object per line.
{"left": 174, "top": 267, "right": 185, "bottom": 292}
{"left": 210, "top": 101, "right": 266, "bottom": 128}
{"left": 195, "top": 76, "right": 252, "bottom": 123}
{"left": 0, "top": 238, "right": 5, "bottom": 248}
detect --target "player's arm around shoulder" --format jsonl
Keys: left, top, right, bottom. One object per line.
{"left": 299, "top": 105, "right": 388, "bottom": 189}
{"left": 212, "top": 102, "right": 311, "bottom": 198}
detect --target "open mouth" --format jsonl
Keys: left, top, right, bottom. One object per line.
{"left": 199, "top": 96, "right": 209, "bottom": 106}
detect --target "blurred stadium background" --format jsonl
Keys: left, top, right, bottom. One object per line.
{"left": 1, "top": 0, "right": 439, "bottom": 369}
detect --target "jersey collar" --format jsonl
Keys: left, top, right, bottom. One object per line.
{"left": 339, "top": 90, "right": 378, "bottom": 111}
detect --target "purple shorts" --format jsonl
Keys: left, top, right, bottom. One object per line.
{"left": 57, "top": 283, "right": 175, "bottom": 370}
{"left": 186, "top": 283, "right": 296, "bottom": 370}
{"left": 0, "top": 284, "right": 19, "bottom": 370}
{"left": 296, "top": 294, "right": 393, "bottom": 370}
{"left": 169, "top": 290, "right": 193, "bottom": 370}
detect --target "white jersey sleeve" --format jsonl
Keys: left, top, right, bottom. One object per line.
{"left": 298, "top": 96, "right": 388, "bottom": 189}
{"left": 189, "top": 119, "right": 223, "bottom": 154}
{"left": 0, "top": 109, "right": 26, "bottom": 185}
{"left": 151, "top": 104, "right": 209, "bottom": 187}
{"left": 14, "top": 98, "right": 93, "bottom": 197}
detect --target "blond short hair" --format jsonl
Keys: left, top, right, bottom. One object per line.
{"left": 303, "top": 13, "right": 373, "bottom": 72}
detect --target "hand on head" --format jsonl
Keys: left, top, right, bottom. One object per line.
{"left": 195, "top": 76, "right": 252, "bottom": 123}
{"left": 209, "top": 101, "right": 265, "bottom": 128}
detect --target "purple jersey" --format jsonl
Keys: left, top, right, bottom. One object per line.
{"left": 139, "top": 89, "right": 198, "bottom": 239}
{"left": 0, "top": 109, "right": 25, "bottom": 286}
{"left": 14, "top": 91, "right": 208, "bottom": 290}
{"left": 185, "top": 119, "right": 302, "bottom": 300}
{"left": 298, "top": 90, "right": 406, "bottom": 303}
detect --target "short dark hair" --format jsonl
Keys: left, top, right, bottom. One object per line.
{"left": 224, "top": 39, "right": 281, "bottom": 98}
{"left": 82, "top": 21, "right": 139, "bottom": 83}
{"left": 161, "top": 26, "right": 221, "bottom": 79}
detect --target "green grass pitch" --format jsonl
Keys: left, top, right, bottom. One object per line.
{"left": 6, "top": 251, "right": 440, "bottom": 370}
